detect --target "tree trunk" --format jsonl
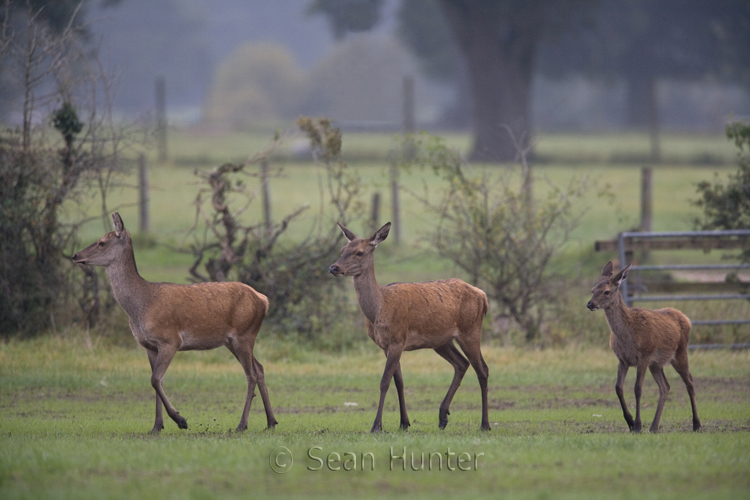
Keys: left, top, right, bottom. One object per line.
{"left": 439, "top": 0, "right": 540, "bottom": 163}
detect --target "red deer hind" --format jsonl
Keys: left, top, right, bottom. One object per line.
{"left": 587, "top": 261, "right": 700, "bottom": 433}
{"left": 72, "top": 212, "right": 278, "bottom": 433}
{"left": 329, "top": 222, "right": 490, "bottom": 432}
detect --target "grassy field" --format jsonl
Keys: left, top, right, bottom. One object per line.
{"left": 4, "top": 129, "right": 749, "bottom": 498}
{"left": 1, "top": 335, "right": 749, "bottom": 499}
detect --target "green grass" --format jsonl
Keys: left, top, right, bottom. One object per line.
{"left": 1, "top": 336, "right": 749, "bottom": 499}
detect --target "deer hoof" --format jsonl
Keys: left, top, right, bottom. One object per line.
{"left": 399, "top": 421, "right": 410, "bottom": 431}
{"left": 693, "top": 420, "right": 701, "bottom": 432}
{"left": 370, "top": 422, "right": 383, "bottom": 433}
{"left": 176, "top": 415, "right": 188, "bottom": 429}
{"left": 438, "top": 419, "right": 448, "bottom": 430}
{"left": 481, "top": 423, "right": 491, "bottom": 432}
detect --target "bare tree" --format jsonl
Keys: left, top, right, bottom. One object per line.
{"left": 0, "top": 1, "right": 141, "bottom": 336}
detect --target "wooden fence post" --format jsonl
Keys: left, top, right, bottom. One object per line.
{"left": 139, "top": 153, "right": 149, "bottom": 233}
{"left": 261, "top": 159, "right": 271, "bottom": 232}
{"left": 641, "top": 166, "right": 653, "bottom": 232}
{"left": 155, "top": 77, "right": 167, "bottom": 162}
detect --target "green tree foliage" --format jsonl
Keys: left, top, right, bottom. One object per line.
{"left": 693, "top": 121, "right": 750, "bottom": 260}
{"left": 401, "top": 134, "right": 590, "bottom": 341}
{"left": 205, "top": 43, "right": 305, "bottom": 126}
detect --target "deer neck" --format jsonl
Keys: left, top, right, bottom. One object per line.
{"left": 105, "top": 246, "right": 153, "bottom": 318}
{"left": 603, "top": 292, "right": 634, "bottom": 337}
{"left": 352, "top": 267, "right": 384, "bottom": 324}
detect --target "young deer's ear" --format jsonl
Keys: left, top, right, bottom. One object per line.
{"left": 601, "top": 261, "right": 614, "bottom": 278}
{"left": 370, "top": 222, "right": 391, "bottom": 247}
{"left": 337, "top": 223, "right": 357, "bottom": 242}
{"left": 612, "top": 262, "right": 632, "bottom": 287}
{"left": 112, "top": 212, "right": 125, "bottom": 238}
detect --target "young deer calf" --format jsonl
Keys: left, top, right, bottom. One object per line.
{"left": 330, "top": 222, "right": 490, "bottom": 432}
{"left": 73, "top": 213, "right": 277, "bottom": 433}
{"left": 587, "top": 261, "right": 700, "bottom": 433}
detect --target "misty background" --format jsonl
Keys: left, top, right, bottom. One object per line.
{"left": 2, "top": 0, "right": 749, "bottom": 138}
{"left": 84, "top": 0, "right": 749, "bottom": 133}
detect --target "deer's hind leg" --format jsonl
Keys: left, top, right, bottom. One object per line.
{"left": 225, "top": 340, "right": 259, "bottom": 432}
{"left": 671, "top": 347, "right": 701, "bottom": 431}
{"left": 454, "top": 335, "right": 490, "bottom": 431}
{"left": 251, "top": 355, "right": 278, "bottom": 429}
{"left": 434, "top": 342, "right": 470, "bottom": 429}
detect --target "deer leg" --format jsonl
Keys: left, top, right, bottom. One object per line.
{"left": 392, "top": 362, "right": 410, "bottom": 430}
{"left": 671, "top": 348, "right": 701, "bottom": 431}
{"left": 648, "top": 364, "right": 671, "bottom": 433}
{"left": 615, "top": 361, "right": 635, "bottom": 431}
{"left": 633, "top": 360, "right": 649, "bottom": 433}
{"left": 146, "top": 349, "right": 164, "bottom": 434}
{"left": 225, "top": 341, "right": 258, "bottom": 432}
{"left": 434, "top": 342, "right": 469, "bottom": 430}
{"left": 252, "top": 356, "right": 278, "bottom": 429}
{"left": 150, "top": 344, "right": 187, "bottom": 429}
{"left": 371, "top": 347, "right": 404, "bottom": 433}
{"left": 455, "top": 337, "right": 490, "bottom": 431}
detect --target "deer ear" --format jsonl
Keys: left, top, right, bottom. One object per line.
{"left": 601, "top": 261, "right": 614, "bottom": 278}
{"left": 612, "top": 263, "right": 632, "bottom": 287}
{"left": 337, "top": 223, "right": 357, "bottom": 242}
{"left": 112, "top": 212, "right": 125, "bottom": 238}
{"left": 370, "top": 222, "right": 391, "bottom": 247}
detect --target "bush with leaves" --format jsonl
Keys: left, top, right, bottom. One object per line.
{"left": 401, "top": 134, "right": 590, "bottom": 342}
{"left": 693, "top": 120, "right": 750, "bottom": 261}
{"left": 187, "top": 118, "right": 366, "bottom": 348}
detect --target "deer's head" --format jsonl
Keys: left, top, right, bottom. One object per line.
{"left": 587, "top": 261, "right": 631, "bottom": 311}
{"left": 72, "top": 212, "right": 131, "bottom": 267}
{"left": 329, "top": 222, "right": 390, "bottom": 277}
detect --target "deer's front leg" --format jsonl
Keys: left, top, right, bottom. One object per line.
{"left": 146, "top": 349, "right": 164, "bottom": 434}
{"left": 150, "top": 344, "right": 187, "bottom": 430}
{"left": 371, "top": 347, "right": 403, "bottom": 433}
{"left": 615, "top": 361, "right": 634, "bottom": 431}
{"left": 392, "top": 362, "right": 410, "bottom": 430}
{"left": 633, "top": 360, "right": 649, "bottom": 433}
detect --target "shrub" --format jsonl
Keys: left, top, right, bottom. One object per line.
{"left": 187, "top": 118, "right": 366, "bottom": 349}
{"left": 400, "top": 134, "right": 591, "bottom": 343}
{"left": 693, "top": 120, "right": 750, "bottom": 261}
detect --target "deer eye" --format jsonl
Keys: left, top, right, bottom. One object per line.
{"left": 604, "top": 290, "right": 610, "bottom": 296}
{"left": 356, "top": 250, "right": 364, "bottom": 256}
{"left": 98, "top": 241, "right": 105, "bottom": 248}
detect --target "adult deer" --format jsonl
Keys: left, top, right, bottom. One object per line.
{"left": 587, "top": 261, "right": 701, "bottom": 433}
{"left": 72, "top": 212, "right": 277, "bottom": 433}
{"left": 329, "top": 222, "right": 490, "bottom": 432}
